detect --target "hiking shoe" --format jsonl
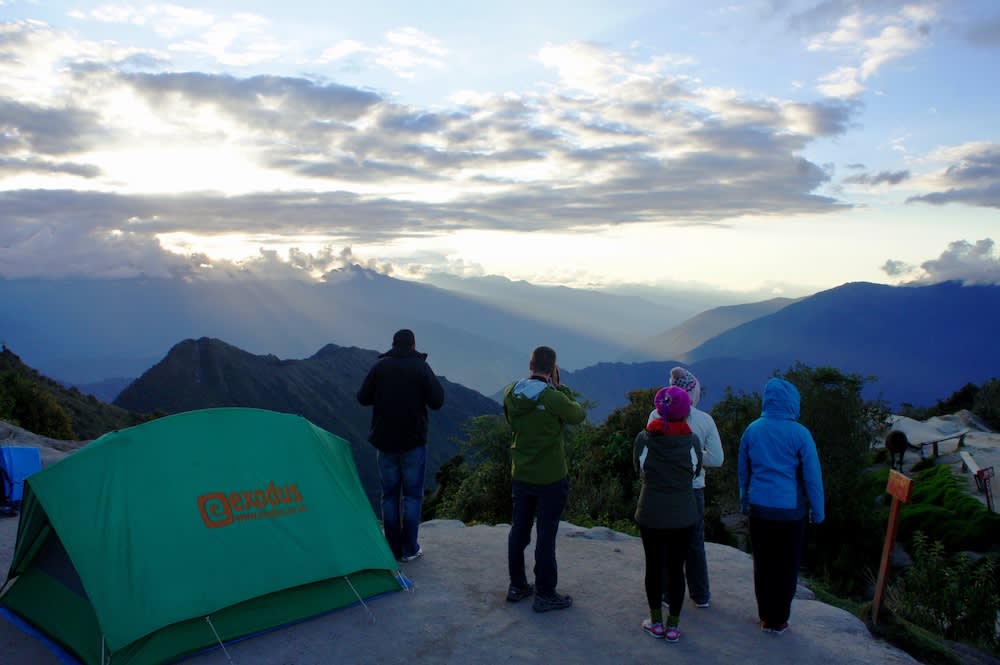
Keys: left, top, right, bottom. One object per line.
{"left": 399, "top": 547, "right": 423, "bottom": 562}
{"left": 664, "top": 626, "right": 681, "bottom": 643}
{"left": 761, "top": 621, "right": 789, "bottom": 635}
{"left": 641, "top": 619, "right": 665, "bottom": 639}
{"left": 506, "top": 583, "right": 534, "bottom": 602}
{"left": 532, "top": 592, "right": 573, "bottom": 612}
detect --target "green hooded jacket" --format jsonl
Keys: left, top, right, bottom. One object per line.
{"left": 503, "top": 377, "right": 586, "bottom": 484}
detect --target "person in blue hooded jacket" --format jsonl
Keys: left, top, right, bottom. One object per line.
{"left": 738, "top": 377, "right": 825, "bottom": 635}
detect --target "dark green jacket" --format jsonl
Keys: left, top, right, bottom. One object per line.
{"left": 633, "top": 420, "right": 702, "bottom": 529}
{"left": 503, "top": 377, "right": 586, "bottom": 484}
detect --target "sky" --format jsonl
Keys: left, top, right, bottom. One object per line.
{"left": 1, "top": 0, "right": 999, "bottom": 298}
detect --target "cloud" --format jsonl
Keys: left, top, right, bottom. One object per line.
{"left": 318, "top": 27, "right": 448, "bottom": 79}
{"left": 0, "top": 208, "right": 203, "bottom": 279}
{"left": 908, "top": 239, "right": 1000, "bottom": 285}
{"left": 803, "top": 3, "right": 935, "bottom": 98}
{"left": 69, "top": 5, "right": 281, "bottom": 66}
{"left": 880, "top": 258, "right": 914, "bottom": 277}
{"left": 0, "top": 99, "right": 104, "bottom": 155}
{"left": 0, "top": 23, "right": 859, "bottom": 279}
{"left": 907, "top": 142, "right": 1000, "bottom": 208}
{"left": 122, "top": 70, "right": 383, "bottom": 123}
{"left": 842, "top": 169, "right": 910, "bottom": 185}
{"left": 166, "top": 12, "right": 285, "bottom": 66}
{"left": 0, "top": 157, "right": 100, "bottom": 178}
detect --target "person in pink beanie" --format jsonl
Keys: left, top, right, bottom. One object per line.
{"left": 647, "top": 367, "right": 724, "bottom": 608}
{"left": 633, "top": 386, "right": 702, "bottom": 643}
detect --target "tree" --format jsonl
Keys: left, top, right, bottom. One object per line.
{"left": 0, "top": 370, "right": 75, "bottom": 439}
{"left": 706, "top": 388, "right": 760, "bottom": 516}
{"left": 433, "top": 415, "right": 513, "bottom": 524}
{"left": 779, "top": 364, "right": 890, "bottom": 595}
{"left": 972, "top": 378, "right": 1000, "bottom": 430}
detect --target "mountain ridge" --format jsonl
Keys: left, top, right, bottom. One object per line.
{"left": 113, "top": 337, "right": 502, "bottom": 504}
{"left": 561, "top": 281, "right": 1000, "bottom": 422}
{"left": 1, "top": 269, "right": 678, "bottom": 395}
{"left": 620, "top": 296, "right": 798, "bottom": 362}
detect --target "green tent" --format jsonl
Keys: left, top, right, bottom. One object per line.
{"left": 0, "top": 407, "right": 406, "bottom": 665}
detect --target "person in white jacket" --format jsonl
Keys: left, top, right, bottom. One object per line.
{"left": 647, "top": 367, "right": 724, "bottom": 607}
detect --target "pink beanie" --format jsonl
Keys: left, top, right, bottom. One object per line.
{"left": 668, "top": 367, "right": 701, "bottom": 407}
{"left": 654, "top": 385, "right": 691, "bottom": 422}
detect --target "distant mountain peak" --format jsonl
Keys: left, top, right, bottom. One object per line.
{"left": 322, "top": 264, "right": 385, "bottom": 283}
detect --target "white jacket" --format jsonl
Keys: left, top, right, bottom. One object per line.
{"left": 647, "top": 406, "right": 724, "bottom": 489}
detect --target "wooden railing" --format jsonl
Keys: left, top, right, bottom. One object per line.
{"left": 907, "top": 431, "right": 967, "bottom": 459}
{"left": 959, "top": 450, "right": 995, "bottom": 512}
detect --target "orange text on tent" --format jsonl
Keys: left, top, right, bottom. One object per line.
{"left": 197, "top": 482, "right": 306, "bottom": 528}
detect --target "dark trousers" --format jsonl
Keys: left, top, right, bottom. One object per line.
{"left": 662, "top": 488, "right": 709, "bottom": 604}
{"left": 749, "top": 515, "right": 806, "bottom": 627}
{"left": 508, "top": 477, "right": 569, "bottom": 596}
{"left": 640, "top": 524, "right": 694, "bottom": 619}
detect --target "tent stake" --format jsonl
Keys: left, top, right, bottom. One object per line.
{"left": 205, "top": 616, "right": 235, "bottom": 664}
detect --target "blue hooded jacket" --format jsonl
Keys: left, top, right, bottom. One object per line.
{"left": 738, "top": 378, "right": 825, "bottom": 523}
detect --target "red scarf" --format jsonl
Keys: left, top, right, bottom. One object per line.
{"left": 646, "top": 418, "right": 692, "bottom": 436}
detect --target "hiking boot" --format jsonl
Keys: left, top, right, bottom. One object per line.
{"left": 664, "top": 626, "right": 681, "bottom": 643}
{"left": 641, "top": 619, "right": 665, "bottom": 639}
{"left": 399, "top": 547, "right": 423, "bottom": 562}
{"left": 532, "top": 592, "right": 572, "bottom": 613}
{"left": 506, "top": 583, "right": 534, "bottom": 602}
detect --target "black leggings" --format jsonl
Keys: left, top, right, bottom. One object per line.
{"left": 749, "top": 515, "right": 806, "bottom": 627}
{"left": 640, "top": 524, "right": 694, "bottom": 618}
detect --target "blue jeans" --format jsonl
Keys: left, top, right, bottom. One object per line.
{"left": 508, "top": 477, "right": 569, "bottom": 596}
{"left": 377, "top": 446, "right": 427, "bottom": 559}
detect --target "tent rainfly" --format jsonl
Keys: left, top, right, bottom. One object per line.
{"left": 0, "top": 407, "right": 407, "bottom": 665}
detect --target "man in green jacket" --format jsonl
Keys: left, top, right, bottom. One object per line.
{"left": 503, "top": 345, "right": 586, "bottom": 613}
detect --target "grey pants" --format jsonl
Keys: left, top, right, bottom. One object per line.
{"left": 662, "top": 488, "right": 709, "bottom": 604}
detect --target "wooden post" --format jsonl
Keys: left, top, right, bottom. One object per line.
{"left": 872, "top": 470, "right": 913, "bottom": 624}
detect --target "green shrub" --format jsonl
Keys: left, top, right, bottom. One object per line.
{"left": 0, "top": 370, "right": 75, "bottom": 439}
{"left": 430, "top": 415, "right": 513, "bottom": 524}
{"left": 436, "top": 460, "right": 511, "bottom": 524}
{"left": 887, "top": 532, "right": 999, "bottom": 650}
{"left": 908, "top": 378, "right": 1000, "bottom": 431}
{"left": 900, "top": 466, "right": 1000, "bottom": 552}
{"left": 707, "top": 388, "right": 760, "bottom": 516}
{"left": 972, "top": 379, "right": 1000, "bottom": 430}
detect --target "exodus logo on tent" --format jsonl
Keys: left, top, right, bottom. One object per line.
{"left": 197, "top": 481, "right": 305, "bottom": 528}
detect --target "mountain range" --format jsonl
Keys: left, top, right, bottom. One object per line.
{"left": 562, "top": 281, "right": 1000, "bottom": 421}
{"left": 5, "top": 271, "right": 1000, "bottom": 425}
{"left": 620, "top": 296, "right": 798, "bottom": 362}
{"left": 112, "top": 337, "right": 501, "bottom": 505}
{"left": 0, "top": 268, "right": 692, "bottom": 396}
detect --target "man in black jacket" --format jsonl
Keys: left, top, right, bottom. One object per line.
{"left": 357, "top": 329, "right": 445, "bottom": 562}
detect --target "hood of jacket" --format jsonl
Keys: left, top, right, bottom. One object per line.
{"left": 504, "top": 377, "right": 551, "bottom": 417}
{"left": 761, "top": 377, "right": 800, "bottom": 421}
{"left": 378, "top": 346, "right": 428, "bottom": 360}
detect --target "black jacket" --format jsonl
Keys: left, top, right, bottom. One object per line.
{"left": 356, "top": 347, "right": 445, "bottom": 454}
